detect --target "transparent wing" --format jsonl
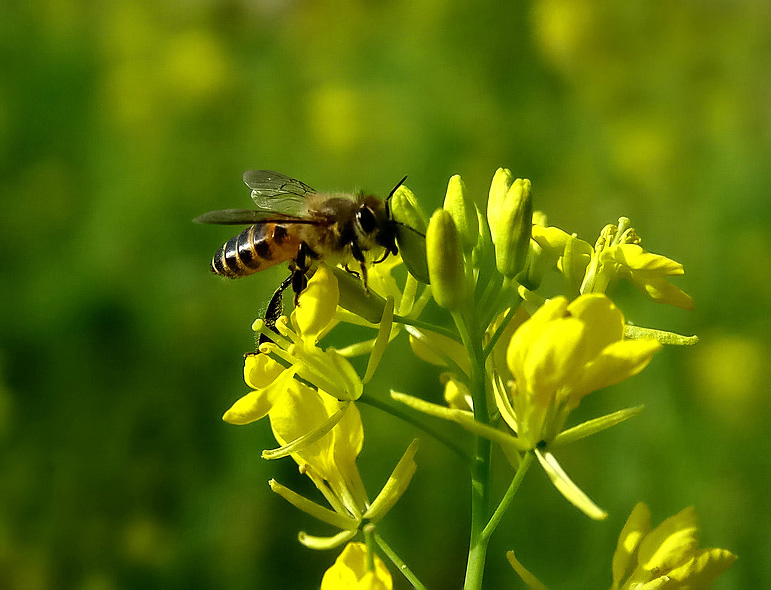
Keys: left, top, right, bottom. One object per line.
{"left": 243, "top": 170, "right": 316, "bottom": 216}
{"left": 194, "top": 209, "right": 320, "bottom": 226}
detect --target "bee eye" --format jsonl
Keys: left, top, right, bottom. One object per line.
{"left": 356, "top": 206, "right": 377, "bottom": 234}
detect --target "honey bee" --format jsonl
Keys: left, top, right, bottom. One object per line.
{"left": 195, "top": 170, "right": 407, "bottom": 302}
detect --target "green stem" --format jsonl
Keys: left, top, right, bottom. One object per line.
{"left": 363, "top": 524, "right": 376, "bottom": 573}
{"left": 374, "top": 532, "right": 428, "bottom": 590}
{"left": 481, "top": 450, "right": 534, "bottom": 540}
{"left": 453, "top": 311, "right": 491, "bottom": 590}
{"left": 358, "top": 393, "right": 471, "bottom": 463}
{"left": 393, "top": 314, "right": 459, "bottom": 340}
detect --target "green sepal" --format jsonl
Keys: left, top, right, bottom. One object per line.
{"left": 362, "top": 297, "right": 395, "bottom": 384}
{"left": 535, "top": 450, "right": 608, "bottom": 521}
{"left": 364, "top": 439, "right": 419, "bottom": 523}
{"left": 269, "top": 479, "right": 360, "bottom": 530}
{"left": 551, "top": 406, "right": 644, "bottom": 448}
{"left": 624, "top": 325, "right": 699, "bottom": 345}
{"left": 391, "top": 391, "right": 529, "bottom": 452}
{"left": 298, "top": 529, "right": 358, "bottom": 550}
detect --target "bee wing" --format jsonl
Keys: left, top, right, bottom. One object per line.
{"left": 194, "top": 209, "right": 316, "bottom": 226}
{"left": 243, "top": 170, "right": 316, "bottom": 216}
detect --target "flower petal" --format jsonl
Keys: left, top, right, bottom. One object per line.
{"left": 568, "top": 339, "right": 661, "bottom": 402}
{"left": 667, "top": 547, "right": 737, "bottom": 586}
{"left": 637, "top": 506, "right": 699, "bottom": 572}
{"left": 244, "top": 353, "right": 286, "bottom": 389}
{"left": 295, "top": 264, "right": 340, "bottom": 342}
{"left": 321, "top": 542, "right": 393, "bottom": 590}
{"left": 222, "top": 368, "right": 296, "bottom": 425}
{"left": 566, "top": 293, "right": 625, "bottom": 353}
{"left": 521, "top": 317, "right": 586, "bottom": 401}
{"left": 611, "top": 502, "right": 651, "bottom": 588}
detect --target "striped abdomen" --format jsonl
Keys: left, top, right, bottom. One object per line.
{"left": 211, "top": 223, "right": 300, "bottom": 278}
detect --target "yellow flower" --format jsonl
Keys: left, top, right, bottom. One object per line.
{"left": 271, "top": 386, "right": 368, "bottom": 505}
{"left": 581, "top": 219, "right": 693, "bottom": 310}
{"left": 504, "top": 294, "right": 661, "bottom": 448}
{"left": 611, "top": 503, "right": 737, "bottom": 589}
{"left": 499, "top": 294, "right": 661, "bottom": 519}
{"left": 321, "top": 542, "right": 392, "bottom": 590}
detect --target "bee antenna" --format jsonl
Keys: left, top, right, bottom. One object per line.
{"left": 385, "top": 175, "right": 408, "bottom": 213}
{"left": 391, "top": 219, "right": 426, "bottom": 239}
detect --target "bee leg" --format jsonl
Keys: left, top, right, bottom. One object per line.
{"left": 373, "top": 248, "right": 392, "bottom": 265}
{"left": 290, "top": 242, "right": 318, "bottom": 305}
{"left": 291, "top": 268, "right": 308, "bottom": 306}
{"left": 349, "top": 240, "right": 370, "bottom": 296}
{"left": 344, "top": 264, "right": 360, "bottom": 279}
{"left": 258, "top": 274, "right": 293, "bottom": 346}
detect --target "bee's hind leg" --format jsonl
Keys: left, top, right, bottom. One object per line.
{"left": 257, "top": 274, "right": 293, "bottom": 347}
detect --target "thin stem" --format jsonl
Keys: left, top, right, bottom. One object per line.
{"left": 481, "top": 450, "right": 534, "bottom": 541}
{"left": 454, "top": 310, "right": 492, "bottom": 590}
{"left": 363, "top": 524, "right": 376, "bottom": 573}
{"left": 481, "top": 295, "right": 522, "bottom": 360}
{"left": 393, "top": 313, "right": 459, "bottom": 340}
{"left": 358, "top": 392, "right": 471, "bottom": 463}
{"left": 374, "top": 531, "right": 428, "bottom": 590}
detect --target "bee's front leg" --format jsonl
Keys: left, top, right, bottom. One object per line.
{"left": 349, "top": 240, "right": 370, "bottom": 295}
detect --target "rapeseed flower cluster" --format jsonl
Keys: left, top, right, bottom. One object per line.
{"left": 216, "top": 169, "right": 733, "bottom": 589}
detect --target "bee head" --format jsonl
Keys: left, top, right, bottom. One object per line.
{"left": 356, "top": 196, "right": 398, "bottom": 257}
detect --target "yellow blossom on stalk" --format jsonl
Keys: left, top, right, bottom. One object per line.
{"left": 502, "top": 293, "right": 660, "bottom": 519}
{"left": 270, "top": 421, "right": 419, "bottom": 547}
{"left": 321, "top": 542, "right": 393, "bottom": 590}
{"left": 580, "top": 218, "right": 693, "bottom": 310}
{"left": 610, "top": 503, "right": 736, "bottom": 589}
{"left": 528, "top": 219, "right": 693, "bottom": 310}
{"left": 504, "top": 294, "right": 661, "bottom": 447}
{"left": 263, "top": 377, "right": 419, "bottom": 546}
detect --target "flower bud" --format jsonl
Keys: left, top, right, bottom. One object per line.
{"left": 443, "top": 175, "right": 478, "bottom": 253}
{"left": 494, "top": 178, "right": 533, "bottom": 278}
{"left": 487, "top": 167, "right": 514, "bottom": 244}
{"left": 389, "top": 185, "right": 430, "bottom": 284}
{"left": 426, "top": 209, "right": 466, "bottom": 310}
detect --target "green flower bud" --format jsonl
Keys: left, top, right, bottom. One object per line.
{"left": 332, "top": 266, "right": 387, "bottom": 323}
{"left": 494, "top": 178, "right": 533, "bottom": 278}
{"left": 443, "top": 175, "right": 478, "bottom": 253}
{"left": 426, "top": 209, "right": 466, "bottom": 310}
{"left": 389, "top": 185, "right": 430, "bottom": 284}
{"left": 487, "top": 167, "right": 514, "bottom": 245}
{"left": 518, "top": 238, "right": 544, "bottom": 291}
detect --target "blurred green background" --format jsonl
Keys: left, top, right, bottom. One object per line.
{"left": 1, "top": 0, "right": 769, "bottom": 588}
